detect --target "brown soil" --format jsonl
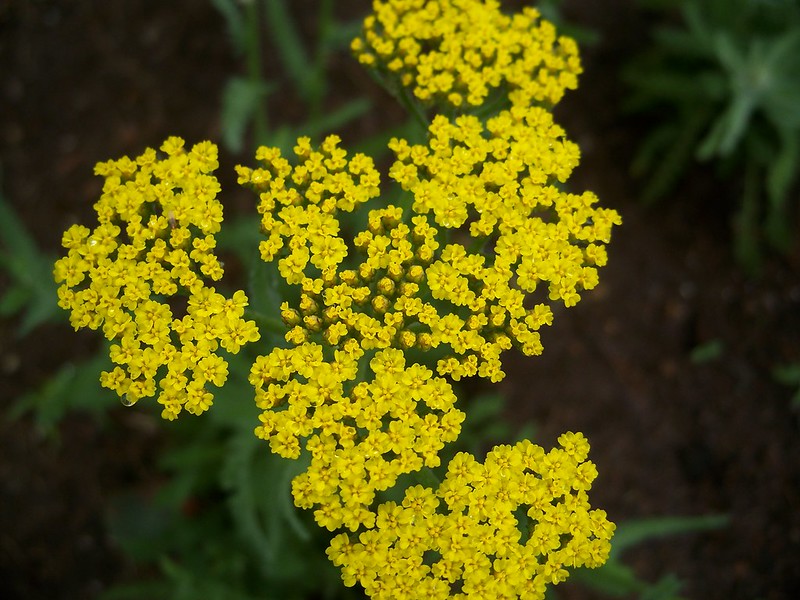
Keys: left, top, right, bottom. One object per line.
{"left": 1, "top": 1, "right": 799, "bottom": 599}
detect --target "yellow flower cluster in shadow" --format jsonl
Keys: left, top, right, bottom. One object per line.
{"left": 54, "top": 137, "right": 259, "bottom": 419}
{"left": 352, "top": 0, "right": 581, "bottom": 108}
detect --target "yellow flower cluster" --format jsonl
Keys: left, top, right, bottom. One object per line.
{"left": 390, "top": 105, "right": 622, "bottom": 310}
{"left": 327, "top": 432, "right": 615, "bottom": 600}
{"left": 241, "top": 105, "right": 620, "bottom": 387}
{"left": 352, "top": 0, "right": 582, "bottom": 108}
{"left": 274, "top": 204, "right": 438, "bottom": 349}
{"left": 235, "top": 135, "right": 381, "bottom": 284}
{"left": 236, "top": 1, "right": 618, "bottom": 590}
{"left": 55, "top": 0, "right": 617, "bottom": 595}
{"left": 250, "top": 341, "right": 465, "bottom": 532}
{"left": 53, "top": 138, "right": 260, "bottom": 419}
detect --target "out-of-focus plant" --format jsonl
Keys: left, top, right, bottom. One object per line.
{"left": 212, "top": 0, "right": 371, "bottom": 154}
{"left": 0, "top": 188, "right": 62, "bottom": 337}
{"left": 567, "top": 513, "right": 728, "bottom": 599}
{"left": 625, "top": 0, "right": 800, "bottom": 270}
{"left": 773, "top": 361, "right": 800, "bottom": 410}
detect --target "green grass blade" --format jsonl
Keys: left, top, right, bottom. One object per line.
{"left": 303, "top": 97, "right": 371, "bottom": 139}
{"left": 221, "top": 76, "right": 275, "bottom": 153}
{"left": 263, "top": 0, "right": 313, "bottom": 99}
{"left": 611, "top": 514, "right": 729, "bottom": 558}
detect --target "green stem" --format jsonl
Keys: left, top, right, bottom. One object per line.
{"left": 309, "top": 0, "right": 334, "bottom": 122}
{"left": 396, "top": 83, "right": 431, "bottom": 132}
{"left": 245, "top": 0, "right": 270, "bottom": 147}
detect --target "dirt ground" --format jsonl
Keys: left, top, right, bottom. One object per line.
{"left": 1, "top": 1, "right": 799, "bottom": 599}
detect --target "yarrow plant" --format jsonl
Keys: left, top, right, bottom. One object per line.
{"left": 54, "top": 1, "right": 620, "bottom": 597}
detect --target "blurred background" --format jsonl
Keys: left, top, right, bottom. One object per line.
{"left": 1, "top": 1, "right": 799, "bottom": 598}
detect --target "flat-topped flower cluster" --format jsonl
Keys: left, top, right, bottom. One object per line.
{"left": 54, "top": 1, "right": 618, "bottom": 598}
{"left": 352, "top": 0, "right": 581, "bottom": 108}
{"left": 54, "top": 138, "right": 259, "bottom": 419}
{"left": 328, "top": 433, "right": 614, "bottom": 599}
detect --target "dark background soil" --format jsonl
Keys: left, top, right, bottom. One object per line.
{"left": 1, "top": 1, "right": 799, "bottom": 599}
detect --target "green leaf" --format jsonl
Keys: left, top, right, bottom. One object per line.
{"left": 764, "top": 80, "right": 800, "bottom": 130}
{"left": 570, "top": 558, "right": 645, "bottom": 596}
{"left": 651, "top": 26, "right": 712, "bottom": 60}
{"left": 221, "top": 430, "right": 275, "bottom": 568}
{"left": 513, "top": 422, "right": 537, "bottom": 444}
{"left": 99, "top": 581, "right": 173, "bottom": 600}
{"left": 697, "top": 92, "right": 756, "bottom": 159}
{"left": 733, "top": 156, "right": 763, "bottom": 272}
{"left": 263, "top": 0, "right": 313, "bottom": 100}
{"left": 158, "top": 555, "right": 260, "bottom": 600}
{"left": 0, "top": 192, "right": 40, "bottom": 262}
{"left": 572, "top": 557, "right": 688, "bottom": 599}
{"left": 611, "top": 514, "right": 729, "bottom": 558}
{"left": 106, "top": 491, "right": 175, "bottom": 561}
{"left": 773, "top": 363, "right": 800, "bottom": 386}
{"left": 573, "top": 513, "right": 725, "bottom": 598}
{"left": 326, "top": 18, "right": 366, "bottom": 48}
{"left": 453, "top": 392, "right": 518, "bottom": 454}
{"left": 220, "top": 430, "right": 313, "bottom": 589}
{"left": 633, "top": 106, "right": 711, "bottom": 203}
{"left": 353, "top": 115, "right": 426, "bottom": 162}
{"left": 712, "top": 31, "right": 745, "bottom": 75}
{"left": 0, "top": 193, "right": 63, "bottom": 335}
{"left": 274, "top": 455, "right": 312, "bottom": 542}
{"left": 764, "top": 130, "right": 800, "bottom": 250}
{"left": 0, "top": 284, "right": 29, "bottom": 316}
{"left": 221, "top": 76, "right": 274, "bottom": 154}
{"left": 246, "top": 253, "right": 288, "bottom": 340}
{"left": 155, "top": 440, "right": 222, "bottom": 509}
{"left": 206, "top": 352, "right": 263, "bottom": 429}
{"left": 641, "top": 574, "right": 684, "bottom": 600}
{"left": 682, "top": 2, "right": 715, "bottom": 53}
{"left": 689, "top": 339, "right": 724, "bottom": 364}
{"left": 9, "top": 350, "right": 113, "bottom": 434}
{"left": 304, "top": 98, "right": 371, "bottom": 139}
{"left": 209, "top": 0, "right": 247, "bottom": 54}
{"left": 766, "top": 130, "right": 799, "bottom": 207}
{"left": 462, "top": 392, "right": 504, "bottom": 424}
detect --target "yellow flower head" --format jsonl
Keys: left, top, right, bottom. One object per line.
{"left": 242, "top": 113, "right": 620, "bottom": 383}
{"left": 236, "top": 135, "right": 381, "bottom": 284}
{"left": 327, "top": 433, "right": 615, "bottom": 599}
{"left": 353, "top": 0, "right": 582, "bottom": 109}
{"left": 386, "top": 107, "right": 621, "bottom": 379}
{"left": 54, "top": 138, "right": 260, "bottom": 419}
{"left": 250, "top": 341, "right": 466, "bottom": 532}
